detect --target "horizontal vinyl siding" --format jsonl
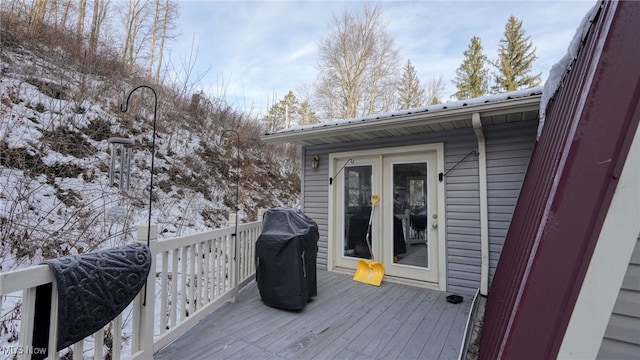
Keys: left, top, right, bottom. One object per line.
{"left": 301, "top": 122, "right": 537, "bottom": 291}
{"left": 302, "top": 149, "right": 331, "bottom": 268}
{"left": 598, "top": 235, "right": 640, "bottom": 359}
{"left": 485, "top": 122, "right": 537, "bottom": 285}
{"left": 445, "top": 134, "right": 481, "bottom": 296}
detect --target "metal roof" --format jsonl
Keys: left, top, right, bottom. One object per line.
{"left": 260, "top": 87, "right": 542, "bottom": 146}
{"left": 480, "top": 1, "right": 640, "bottom": 358}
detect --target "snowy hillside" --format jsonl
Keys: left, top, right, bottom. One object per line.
{"left": 0, "top": 41, "right": 301, "bottom": 273}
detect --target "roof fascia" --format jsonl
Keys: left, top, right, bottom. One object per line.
{"left": 261, "top": 95, "right": 540, "bottom": 145}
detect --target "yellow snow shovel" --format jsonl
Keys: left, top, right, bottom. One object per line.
{"left": 353, "top": 194, "right": 385, "bottom": 286}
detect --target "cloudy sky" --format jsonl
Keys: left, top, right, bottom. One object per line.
{"left": 169, "top": 0, "right": 597, "bottom": 116}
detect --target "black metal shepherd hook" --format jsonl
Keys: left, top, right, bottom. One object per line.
{"left": 120, "top": 85, "right": 157, "bottom": 247}
{"left": 219, "top": 129, "right": 240, "bottom": 238}
{"left": 120, "top": 85, "right": 157, "bottom": 307}
{"left": 219, "top": 129, "right": 241, "bottom": 300}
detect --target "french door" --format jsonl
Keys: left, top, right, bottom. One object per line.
{"left": 382, "top": 152, "right": 439, "bottom": 283}
{"left": 333, "top": 156, "right": 381, "bottom": 270}
{"left": 331, "top": 144, "right": 444, "bottom": 287}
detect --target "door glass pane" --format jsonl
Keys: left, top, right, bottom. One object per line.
{"left": 393, "top": 162, "right": 428, "bottom": 268}
{"left": 343, "top": 165, "right": 372, "bottom": 259}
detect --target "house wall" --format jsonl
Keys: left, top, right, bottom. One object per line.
{"left": 301, "top": 120, "right": 537, "bottom": 295}
{"left": 597, "top": 234, "right": 640, "bottom": 358}
{"left": 479, "top": 2, "right": 640, "bottom": 358}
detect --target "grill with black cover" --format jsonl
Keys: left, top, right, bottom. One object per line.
{"left": 255, "top": 208, "right": 319, "bottom": 310}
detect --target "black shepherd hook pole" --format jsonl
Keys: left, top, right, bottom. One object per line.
{"left": 120, "top": 85, "right": 157, "bottom": 307}
{"left": 220, "top": 129, "right": 240, "bottom": 237}
{"left": 120, "top": 85, "right": 157, "bottom": 247}
{"left": 219, "top": 129, "right": 241, "bottom": 300}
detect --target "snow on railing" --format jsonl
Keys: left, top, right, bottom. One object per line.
{"left": 0, "top": 209, "right": 264, "bottom": 360}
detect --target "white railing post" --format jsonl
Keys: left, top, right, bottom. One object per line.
{"left": 46, "top": 281, "right": 59, "bottom": 359}
{"left": 1, "top": 219, "right": 265, "bottom": 360}
{"left": 17, "top": 287, "right": 37, "bottom": 360}
{"left": 132, "top": 224, "right": 157, "bottom": 360}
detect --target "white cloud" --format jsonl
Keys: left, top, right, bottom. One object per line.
{"left": 286, "top": 43, "right": 317, "bottom": 62}
{"left": 172, "top": 0, "right": 598, "bottom": 116}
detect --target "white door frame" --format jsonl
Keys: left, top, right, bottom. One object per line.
{"left": 328, "top": 143, "right": 446, "bottom": 290}
{"left": 331, "top": 155, "right": 382, "bottom": 271}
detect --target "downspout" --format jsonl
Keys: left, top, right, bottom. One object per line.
{"left": 473, "top": 112, "right": 490, "bottom": 296}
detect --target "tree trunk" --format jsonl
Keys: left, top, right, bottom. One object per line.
{"left": 76, "top": 0, "right": 86, "bottom": 48}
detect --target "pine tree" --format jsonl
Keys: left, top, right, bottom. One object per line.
{"left": 280, "top": 91, "right": 300, "bottom": 128}
{"left": 493, "top": 16, "right": 541, "bottom": 93}
{"left": 298, "top": 100, "right": 319, "bottom": 126}
{"left": 452, "top": 36, "right": 490, "bottom": 100}
{"left": 264, "top": 91, "right": 319, "bottom": 130}
{"left": 397, "top": 59, "right": 426, "bottom": 110}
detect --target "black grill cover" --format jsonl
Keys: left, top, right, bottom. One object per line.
{"left": 255, "top": 208, "right": 319, "bottom": 310}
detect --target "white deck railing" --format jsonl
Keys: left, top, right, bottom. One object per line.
{"left": 0, "top": 210, "right": 264, "bottom": 360}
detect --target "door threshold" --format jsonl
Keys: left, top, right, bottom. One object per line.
{"left": 330, "top": 267, "right": 441, "bottom": 290}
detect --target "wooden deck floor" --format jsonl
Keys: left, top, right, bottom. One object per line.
{"left": 154, "top": 270, "right": 472, "bottom": 360}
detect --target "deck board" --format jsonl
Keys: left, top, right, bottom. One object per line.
{"left": 155, "top": 270, "right": 472, "bottom": 360}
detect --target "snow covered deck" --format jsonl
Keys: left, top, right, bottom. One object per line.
{"left": 155, "top": 270, "right": 472, "bottom": 360}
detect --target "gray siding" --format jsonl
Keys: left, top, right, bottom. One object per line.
{"left": 485, "top": 122, "right": 537, "bottom": 286}
{"left": 444, "top": 121, "right": 536, "bottom": 295}
{"left": 444, "top": 132, "right": 481, "bottom": 296}
{"left": 302, "top": 147, "right": 331, "bottom": 268}
{"left": 597, "top": 234, "right": 640, "bottom": 359}
{"left": 301, "top": 121, "right": 536, "bottom": 295}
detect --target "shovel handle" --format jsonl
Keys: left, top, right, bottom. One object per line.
{"left": 365, "top": 194, "right": 379, "bottom": 260}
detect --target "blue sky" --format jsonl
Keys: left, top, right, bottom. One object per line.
{"left": 170, "top": 0, "right": 597, "bottom": 117}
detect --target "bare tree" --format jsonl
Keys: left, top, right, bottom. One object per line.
{"left": 315, "top": 4, "right": 401, "bottom": 120}
{"left": 148, "top": 0, "right": 161, "bottom": 77}
{"left": 60, "top": 0, "right": 72, "bottom": 30}
{"left": 165, "top": 34, "right": 208, "bottom": 99}
{"left": 29, "top": 0, "right": 48, "bottom": 33}
{"left": 149, "top": 0, "right": 179, "bottom": 80}
{"left": 88, "top": 0, "right": 109, "bottom": 59}
{"left": 76, "top": 0, "right": 86, "bottom": 47}
{"left": 121, "top": 0, "right": 150, "bottom": 68}
{"left": 424, "top": 75, "right": 446, "bottom": 105}
{"left": 47, "top": 0, "right": 58, "bottom": 28}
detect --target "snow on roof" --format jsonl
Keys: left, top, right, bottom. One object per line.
{"left": 539, "top": 1, "right": 601, "bottom": 139}
{"left": 265, "top": 86, "right": 543, "bottom": 137}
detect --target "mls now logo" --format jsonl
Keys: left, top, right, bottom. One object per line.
{"left": 1, "top": 346, "right": 47, "bottom": 356}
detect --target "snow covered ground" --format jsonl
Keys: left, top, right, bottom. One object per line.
{"left": 1, "top": 42, "right": 299, "bottom": 358}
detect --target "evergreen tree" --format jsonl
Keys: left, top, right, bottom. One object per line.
{"left": 264, "top": 91, "right": 319, "bottom": 130}
{"left": 298, "top": 100, "right": 320, "bottom": 126}
{"left": 452, "top": 36, "right": 490, "bottom": 100}
{"left": 264, "top": 92, "right": 294, "bottom": 132}
{"left": 279, "top": 91, "right": 300, "bottom": 128}
{"left": 263, "top": 106, "right": 285, "bottom": 133}
{"left": 397, "top": 59, "right": 426, "bottom": 109}
{"left": 493, "top": 16, "right": 541, "bottom": 92}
